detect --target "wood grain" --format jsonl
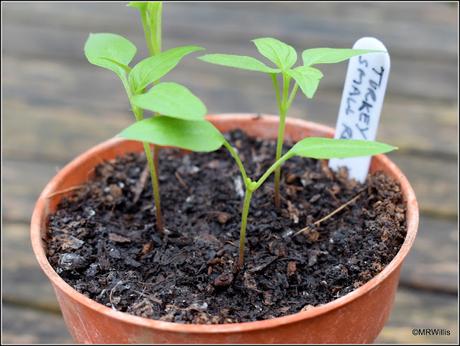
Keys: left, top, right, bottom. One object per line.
{"left": 2, "top": 305, "right": 72, "bottom": 344}
{"left": 400, "top": 217, "right": 458, "bottom": 293}
{"left": 4, "top": 2, "right": 457, "bottom": 61}
{"left": 375, "top": 289, "right": 458, "bottom": 344}
{"left": 3, "top": 23, "right": 457, "bottom": 103}
{"left": 2, "top": 2, "right": 458, "bottom": 344}
{"left": 3, "top": 54, "right": 457, "bottom": 157}
{"left": 3, "top": 223, "right": 61, "bottom": 311}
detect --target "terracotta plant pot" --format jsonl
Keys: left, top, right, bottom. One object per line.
{"left": 31, "top": 114, "right": 419, "bottom": 344}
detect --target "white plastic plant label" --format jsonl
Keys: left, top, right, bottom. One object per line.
{"left": 329, "top": 37, "right": 390, "bottom": 182}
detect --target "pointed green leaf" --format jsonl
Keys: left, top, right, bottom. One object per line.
{"left": 118, "top": 116, "right": 225, "bottom": 152}
{"left": 127, "top": 1, "right": 147, "bottom": 10}
{"left": 252, "top": 37, "right": 297, "bottom": 70}
{"left": 129, "top": 1, "right": 162, "bottom": 13}
{"left": 198, "top": 54, "right": 280, "bottom": 73}
{"left": 132, "top": 82, "right": 207, "bottom": 120}
{"left": 146, "top": 1, "right": 162, "bottom": 14}
{"left": 145, "top": 2, "right": 163, "bottom": 55}
{"left": 288, "top": 137, "right": 397, "bottom": 159}
{"left": 129, "top": 45, "right": 204, "bottom": 93}
{"left": 287, "top": 66, "right": 323, "bottom": 98}
{"left": 302, "top": 48, "right": 382, "bottom": 66}
{"left": 84, "top": 33, "right": 137, "bottom": 80}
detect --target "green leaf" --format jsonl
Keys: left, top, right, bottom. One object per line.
{"left": 288, "top": 137, "right": 397, "bottom": 159}
{"left": 100, "top": 57, "right": 131, "bottom": 73}
{"left": 129, "top": 1, "right": 162, "bottom": 12}
{"left": 84, "top": 33, "right": 137, "bottom": 80}
{"left": 252, "top": 37, "right": 297, "bottom": 70}
{"left": 146, "top": 1, "right": 162, "bottom": 14}
{"left": 302, "top": 48, "right": 382, "bottom": 66}
{"left": 118, "top": 116, "right": 225, "bottom": 152}
{"left": 127, "top": 1, "right": 147, "bottom": 10}
{"left": 198, "top": 54, "right": 280, "bottom": 74}
{"left": 132, "top": 82, "right": 207, "bottom": 120}
{"left": 129, "top": 45, "right": 204, "bottom": 93}
{"left": 144, "top": 2, "right": 163, "bottom": 55}
{"left": 287, "top": 66, "right": 323, "bottom": 98}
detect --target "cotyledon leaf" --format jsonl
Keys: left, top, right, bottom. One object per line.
{"left": 302, "top": 48, "right": 383, "bottom": 66}
{"left": 129, "top": 45, "right": 204, "bottom": 93}
{"left": 131, "top": 82, "right": 207, "bottom": 120}
{"left": 84, "top": 33, "right": 136, "bottom": 80}
{"left": 287, "top": 66, "right": 323, "bottom": 98}
{"left": 198, "top": 54, "right": 280, "bottom": 74}
{"left": 118, "top": 116, "right": 225, "bottom": 152}
{"left": 252, "top": 37, "right": 297, "bottom": 70}
{"left": 288, "top": 137, "right": 397, "bottom": 159}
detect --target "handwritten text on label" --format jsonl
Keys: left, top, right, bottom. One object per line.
{"left": 329, "top": 37, "right": 390, "bottom": 182}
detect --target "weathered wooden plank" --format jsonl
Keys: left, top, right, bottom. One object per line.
{"left": 3, "top": 2, "right": 457, "bottom": 61}
{"left": 2, "top": 99, "right": 131, "bottom": 163}
{"left": 3, "top": 57, "right": 458, "bottom": 158}
{"left": 390, "top": 154, "right": 458, "bottom": 219}
{"left": 2, "top": 2, "right": 458, "bottom": 343}
{"left": 400, "top": 217, "right": 458, "bottom": 293}
{"left": 2, "top": 304, "right": 73, "bottom": 344}
{"left": 376, "top": 289, "right": 458, "bottom": 344}
{"left": 3, "top": 23, "right": 457, "bottom": 103}
{"left": 3, "top": 223, "right": 61, "bottom": 311}
{"left": 293, "top": 95, "right": 458, "bottom": 159}
{"left": 2, "top": 160, "right": 62, "bottom": 223}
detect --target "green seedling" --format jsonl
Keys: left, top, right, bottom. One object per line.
{"left": 119, "top": 115, "right": 396, "bottom": 268}
{"left": 128, "top": 1, "right": 162, "bottom": 56}
{"left": 198, "top": 38, "right": 382, "bottom": 208}
{"left": 84, "top": 1, "right": 204, "bottom": 233}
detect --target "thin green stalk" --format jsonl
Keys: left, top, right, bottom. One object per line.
{"left": 271, "top": 74, "right": 281, "bottom": 111}
{"left": 238, "top": 189, "right": 253, "bottom": 269}
{"left": 225, "top": 141, "right": 293, "bottom": 268}
{"left": 150, "top": 2, "right": 162, "bottom": 55}
{"left": 221, "top": 141, "right": 252, "bottom": 268}
{"left": 140, "top": 10, "right": 154, "bottom": 55}
{"left": 224, "top": 140, "right": 249, "bottom": 185}
{"left": 286, "top": 83, "right": 298, "bottom": 109}
{"left": 143, "top": 142, "right": 164, "bottom": 231}
{"left": 137, "top": 2, "right": 164, "bottom": 232}
{"left": 132, "top": 106, "right": 164, "bottom": 233}
{"left": 254, "top": 151, "right": 293, "bottom": 190}
{"left": 142, "top": 2, "right": 162, "bottom": 56}
{"left": 273, "top": 73, "right": 290, "bottom": 208}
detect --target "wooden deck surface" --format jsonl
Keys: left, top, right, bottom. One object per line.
{"left": 2, "top": 2, "right": 458, "bottom": 344}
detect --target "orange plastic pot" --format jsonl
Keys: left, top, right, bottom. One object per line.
{"left": 31, "top": 114, "right": 418, "bottom": 344}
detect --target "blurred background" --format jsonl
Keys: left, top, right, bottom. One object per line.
{"left": 2, "top": 2, "right": 458, "bottom": 343}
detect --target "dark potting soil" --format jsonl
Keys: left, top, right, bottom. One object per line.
{"left": 46, "top": 130, "right": 406, "bottom": 324}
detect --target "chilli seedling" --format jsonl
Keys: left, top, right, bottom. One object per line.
{"left": 198, "top": 38, "right": 381, "bottom": 208}
{"left": 118, "top": 115, "right": 396, "bottom": 268}
{"left": 84, "top": 1, "right": 204, "bottom": 233}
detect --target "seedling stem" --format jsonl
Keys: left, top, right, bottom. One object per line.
{"left": 139, "top": 2, "right": 164, "bottom": 232}
{"left": 238, "top": 189, "right": 253, "bottom": 268}
{"left": 274, "top": 74, "right": 293, "bottom": 208}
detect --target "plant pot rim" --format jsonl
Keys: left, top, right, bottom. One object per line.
{"left": 31, "top": 113, "right": 419, "bottom": 334}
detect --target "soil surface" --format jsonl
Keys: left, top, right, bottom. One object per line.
{"left": 46, "top": 130, "right": 406, "bottom": 324}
